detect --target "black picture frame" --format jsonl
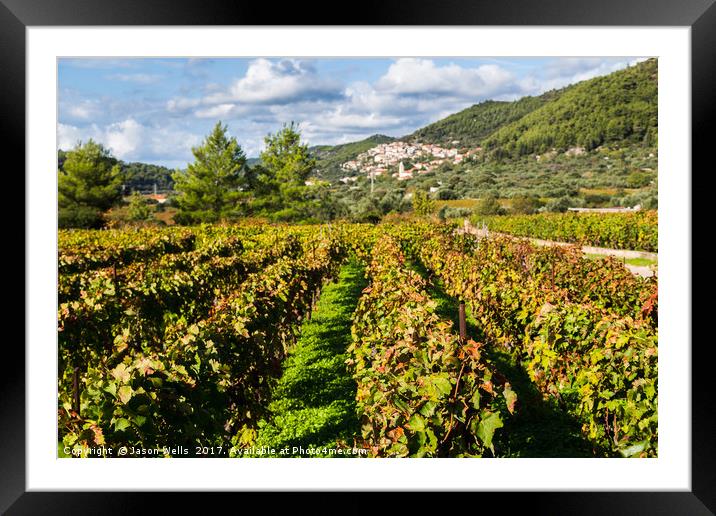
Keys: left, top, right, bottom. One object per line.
{"left": 4, "top": 0, "right": 713, "bottom": 513}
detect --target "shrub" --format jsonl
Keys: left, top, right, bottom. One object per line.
{"left": 473, "top": 195, "right": 505, "bottom": 216}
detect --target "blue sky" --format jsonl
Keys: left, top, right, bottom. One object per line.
{"left": 58, "top": 57, "right": 646, "bottom": 168}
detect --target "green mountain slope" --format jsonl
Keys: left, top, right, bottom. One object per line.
{"left": 405, "top": 92, "right": 560, "bottom": 147}
{"left": 483, "top": 58, "right": 657, "bottom": 157}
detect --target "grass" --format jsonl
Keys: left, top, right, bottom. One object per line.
{"left": 585, "top": 253, "right": 657, "bottom": 267}
{"left": 624, "top": 257, "right": 657, "bottom": 267}
{"left": 247, "top": 259, "right": 367, "bottom": 457}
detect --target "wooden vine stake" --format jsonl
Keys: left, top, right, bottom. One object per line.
{"left": 72, "top": 366, "right": 81, "bottom": 417}
{"left": 458, "top": 302, "right": 467, "bottom": 344}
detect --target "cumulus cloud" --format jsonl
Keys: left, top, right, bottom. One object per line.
{"left": 58, "top": 119, "right": 201, "bottom": 164}
{"left": 57, "top": 123, "right": 87, "bottom": 151}
{"left": 194, "top": 103, "right": 241, "bottom": 119}
{"left": 166, "top": 97, "right": 202, "bottom": 113}
{"left": 64, "top": 100, "right": 101, "bottom": 121}
{"left": 219, "top": 59, "right": 342, "bottom": 104}
{"left": 376, "top": 58, "right": 514, "bottom": 98}
{"left": 58, "top": 119, "right": 145, "bottom": 159}
{"left": 104, "top": 119, "right": 144, "bottom": 157}
{"left": 171, "top": 58, "right": 344, "bottom": 112}
{"left": 311, "top": 61, "right": 512, "bottom": 139}
{"left": 311, "top": 109, "right": 404, "bottom": 131}
{"left": 108, "top": 73, "right": 163, "bottom": 84}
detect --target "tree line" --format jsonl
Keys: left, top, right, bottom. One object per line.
{"left": 58, "top": 121, "right": 338, "bottom": 228}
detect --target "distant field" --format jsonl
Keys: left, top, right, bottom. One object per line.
{"left": 154, "top": 206, "right": 178, "bottom": 225}
{"left": 579, "top": 187, "right": 641, "bottom": 196}
{"left": 435, "top": 198, "right": 480, "bottom": 209}
{"left": 434, "top": 198, "right": 530, "bottom": 211}
{"left": 473, "top": 211, "right": 658, "bottom": 252}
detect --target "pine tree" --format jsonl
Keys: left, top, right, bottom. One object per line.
{"left": 172, "top": 121, "right": 248, "bottom": 224}
{"left": 127, "top": 192, "right": 153, "bottom": 221}
{"left": 260, "top": 121, "right": 315, "bottom": 186}
{"left": 256, "top": 122, "right": 316, "bottom": 221}
{"left": 58, "top": 139, "right": 122, "bottom": 228}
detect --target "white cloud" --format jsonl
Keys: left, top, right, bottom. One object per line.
{"left": 376, "top": 58, "right": 514, "bottom": 98}
{"left": 166, "top": 97, "right": 202, "bottom": 112}
{"left": 320, "top": 59, "right": 522, "bottom": 137}
{"left": 205, "top": 58, "right": 342, "bottom": 105}
{"left": 194, "top": 103, "right": 240, "bottom": 119}
{"left": 165, "top": 58, "right": 344, "bottom": 118}
{"left": 520, "top": 57, "right": 650, "bottom": 95}
{"left": 104, "top": 119, "right": 144, "bottom": 158}
{"left": 57, "top": 123, "right": 88, "bottom": 151}
{"left": 58, "top": 119, "right": 202, "bottom": 164}
{"left": 65, "top": 100, "right": 100, "bottom": 120}
{"left": 312, "top": 110, "right": 404, "bottom": 131}
{"left": 108, "top": 73, "right": 163, "bottom": 84}
{"left": 57, "top": 120, "right": 143, "bottom": 159}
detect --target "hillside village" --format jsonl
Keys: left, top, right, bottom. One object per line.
{"left": 339, "top": 140, "right": 482, "bottom": 182}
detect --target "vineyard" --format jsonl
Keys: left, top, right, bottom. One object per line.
{"left": 471, "top": 211, "right": 658, "bottom": 252}
{"left": 58, "top": 220, "right": 657, "bottom": 458}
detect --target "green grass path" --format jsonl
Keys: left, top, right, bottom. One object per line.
{"left": 249, "top": 259, "right": 367, "bottom": 457}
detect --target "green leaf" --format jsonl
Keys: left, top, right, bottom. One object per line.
{"left": 503, "top": 384, "right": 517, "bottom": 414}
{"left": 419, "top": 401, "right": 437, "bottom": 418}
{"left": 432, "top": 376, "right": 453, "bottom": 396}
{"left": 118, "top": 385, "right": 133, "bottom": 404}
{"left": 394, "top": 397, "right": 410, "bottom": 415}
{"left": 471, "top": 389, "right": 481, "bottom": 410}
{"left": 476, "top": 411, "right": 503, "bottom": 449}
{"left": 425, "top": 428, "right": 438, "bottom": 452}
{"left": 114, "top": 418, "right": 131, "bottom": 432}
{"left": 58, "top": 442, "right": 72, "bottom": 458}
{"left": 407, "top": 413, "right": 426, "bottom": 433}
{"left": 619, "top": 440, "right": 648, "bottom": 458}
{"left": 104, "top": 382, "right": 117, "bottom": 397}
{"left": 111, "top": 363, "right": 131, "bottom": 383}
{"left": 148, "top": 377, "right": 163, "bottom": 388}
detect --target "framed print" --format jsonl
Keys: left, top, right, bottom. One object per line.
{"left": 4, "top": 0, "right": 714, "bottom": 513}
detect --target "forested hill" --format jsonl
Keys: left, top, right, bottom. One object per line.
{"left": 483, "top": 58, "right": 658, "bottom": 157}
{"left": 405, "top": 91, "right": 560, "bottom": 147}
{"left": 311, "top": 134, "right": 394, "bottom": 179}
{"left": 119, "top": 161, "right": 176, "bottom": 191}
